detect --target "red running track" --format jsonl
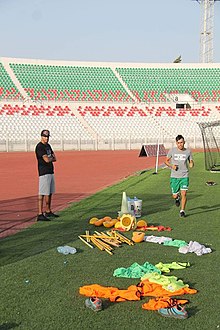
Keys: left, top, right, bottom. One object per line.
{"left": 0, "top": 150, "right": 165, "bottom": 239}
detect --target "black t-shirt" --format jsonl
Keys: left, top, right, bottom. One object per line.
{"left": 35, "top": 142, "right": 54, "bottom": 176}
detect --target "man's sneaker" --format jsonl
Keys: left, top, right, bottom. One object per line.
{"left": 45, "top": 211, "right": 59, "bottom": 218}
{"left": 37, "top": 213, "right": 51, "bottom": 221}
{"left": 158, "top": 304, "right": 188, "bottom": 319}
{"left": 179, "top": 210, "right": 186, "bottom": 218}
{"left": 175, "top": 197, "right": 180, "bottom": 207}
{"left": 85, "top": 297, "right": 102, "bottom": 312}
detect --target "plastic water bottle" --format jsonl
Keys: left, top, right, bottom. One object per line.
{"left": 57, "top": 246, "right": 69, "bottom": 255}
{"left": 133, "top": 196, "right": 142, "bottom": 218}
{"left": 57, "top": 246, "right": 77, "bottom": 255}
{"left": 64, "top": 245, "right": 77, "bottom": 254}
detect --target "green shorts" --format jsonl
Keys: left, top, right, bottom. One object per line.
{"left": 170, "top": 177, "right": 189, "bottom": 195}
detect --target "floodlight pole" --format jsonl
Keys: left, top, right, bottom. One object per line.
{"left": 193, "top": 0, "right": 219, "bottom": 63}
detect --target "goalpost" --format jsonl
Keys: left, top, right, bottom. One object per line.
{"left": 139, "top": 143, "right": 167, "bottom": 174}
{"left": 198, "top": 121, "right": 220, "bottom": 171}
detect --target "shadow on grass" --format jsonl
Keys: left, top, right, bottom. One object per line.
{"left": 0, "top": 323, "right": 21, "bottom": 330}
{"left": 188, "top": 204, "right": 220, "bottom": 215}
{"left": 0, "top": 193, "right": 88, "bottom": 221}
{"left": 140, "top": 192, "right": 202, "bottom": 216}
{"left": 102, "top": 300, "right": 116, "bottom": 311}
{"left": 0, "top": 207, "right": 93, "bottom": 267}
{"left": 187, "top": 305, "right": 200, "bottom": 318}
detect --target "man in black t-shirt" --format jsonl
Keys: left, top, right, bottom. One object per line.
{"left": 35, "top": 130, "right": 59, "bottom": 221}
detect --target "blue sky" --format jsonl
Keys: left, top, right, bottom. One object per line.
{"left": 0, "top": 0, "right": 220, "bottom": 63}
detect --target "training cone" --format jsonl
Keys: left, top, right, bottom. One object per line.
{"left": 118, "top": 192, "right": 129, "bottom": 217}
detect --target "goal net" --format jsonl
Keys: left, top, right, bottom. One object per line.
{"left": 198, "top": 121, "right": 220, "bottom": 171}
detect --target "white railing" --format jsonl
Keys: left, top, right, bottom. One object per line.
{"left": 0, "top": 135, "right": 204, "bottom": 152}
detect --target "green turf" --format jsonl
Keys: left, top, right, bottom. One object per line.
{"left": 0, "top": 152, "right": 220, "bottom": 330}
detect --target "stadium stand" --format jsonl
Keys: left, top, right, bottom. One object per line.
{"left": 9, "top": 63, "right": 132, "bottom": 102}
{"left": 0, "top": 62, "right": 22, "bottom": 100}
{"left": 0, "top": 57, "right": 220, "bottom": 151}
{"left": 0, "top": 103, "right": 93, "bottom": 140}
{"left": 116, "top": 67, "right": 220, "bottom": 103}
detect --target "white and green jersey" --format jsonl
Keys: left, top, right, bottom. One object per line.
{"left": 167, "top": 147, "right": 193, "bottom": 178}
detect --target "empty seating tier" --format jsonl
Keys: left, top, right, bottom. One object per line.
{"left": 75, "top": 104, "right": 219, "bottom": 140}
{"left": 0, "top": 101, "right": 219, "bottom": 150}
{"left": 116, "top": 67, "right": 220, "bottom": 102}
{"left": 0, "top": 62, "right": 22, "bottom": 100}
{"left": 0, "top": 103, "right": 92, "bottom": 140}
{"left": 9, "top": 63, "right": 131, "bottom": 102}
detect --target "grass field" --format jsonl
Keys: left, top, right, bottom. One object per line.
{"left": 0, "top": 152, "right": 219, "bottom": 330}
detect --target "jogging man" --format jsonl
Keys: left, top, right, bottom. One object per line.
{"left": 165, "top": 135, "right": 194, "bottom": 218}
{"left": 35, "top": 130, "right": 59, "bottom": 221}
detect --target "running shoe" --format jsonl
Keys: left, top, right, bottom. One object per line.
{"left": 175, "top": 197, "right": 180, "bottom": 207}
{"left": 37, "top": 214, "right": 51, "bottom": 221}
{"left": 179, "top": 210, "right": 186, "bottom": 218}
{"left": 85, "top": 297, "right": 102, "bottom": 312}
{"left": 158, "top": 304, "right": 188, "bottom": 319}
{"left": 45, "top": 211, "right": 59, "bottom": 218}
